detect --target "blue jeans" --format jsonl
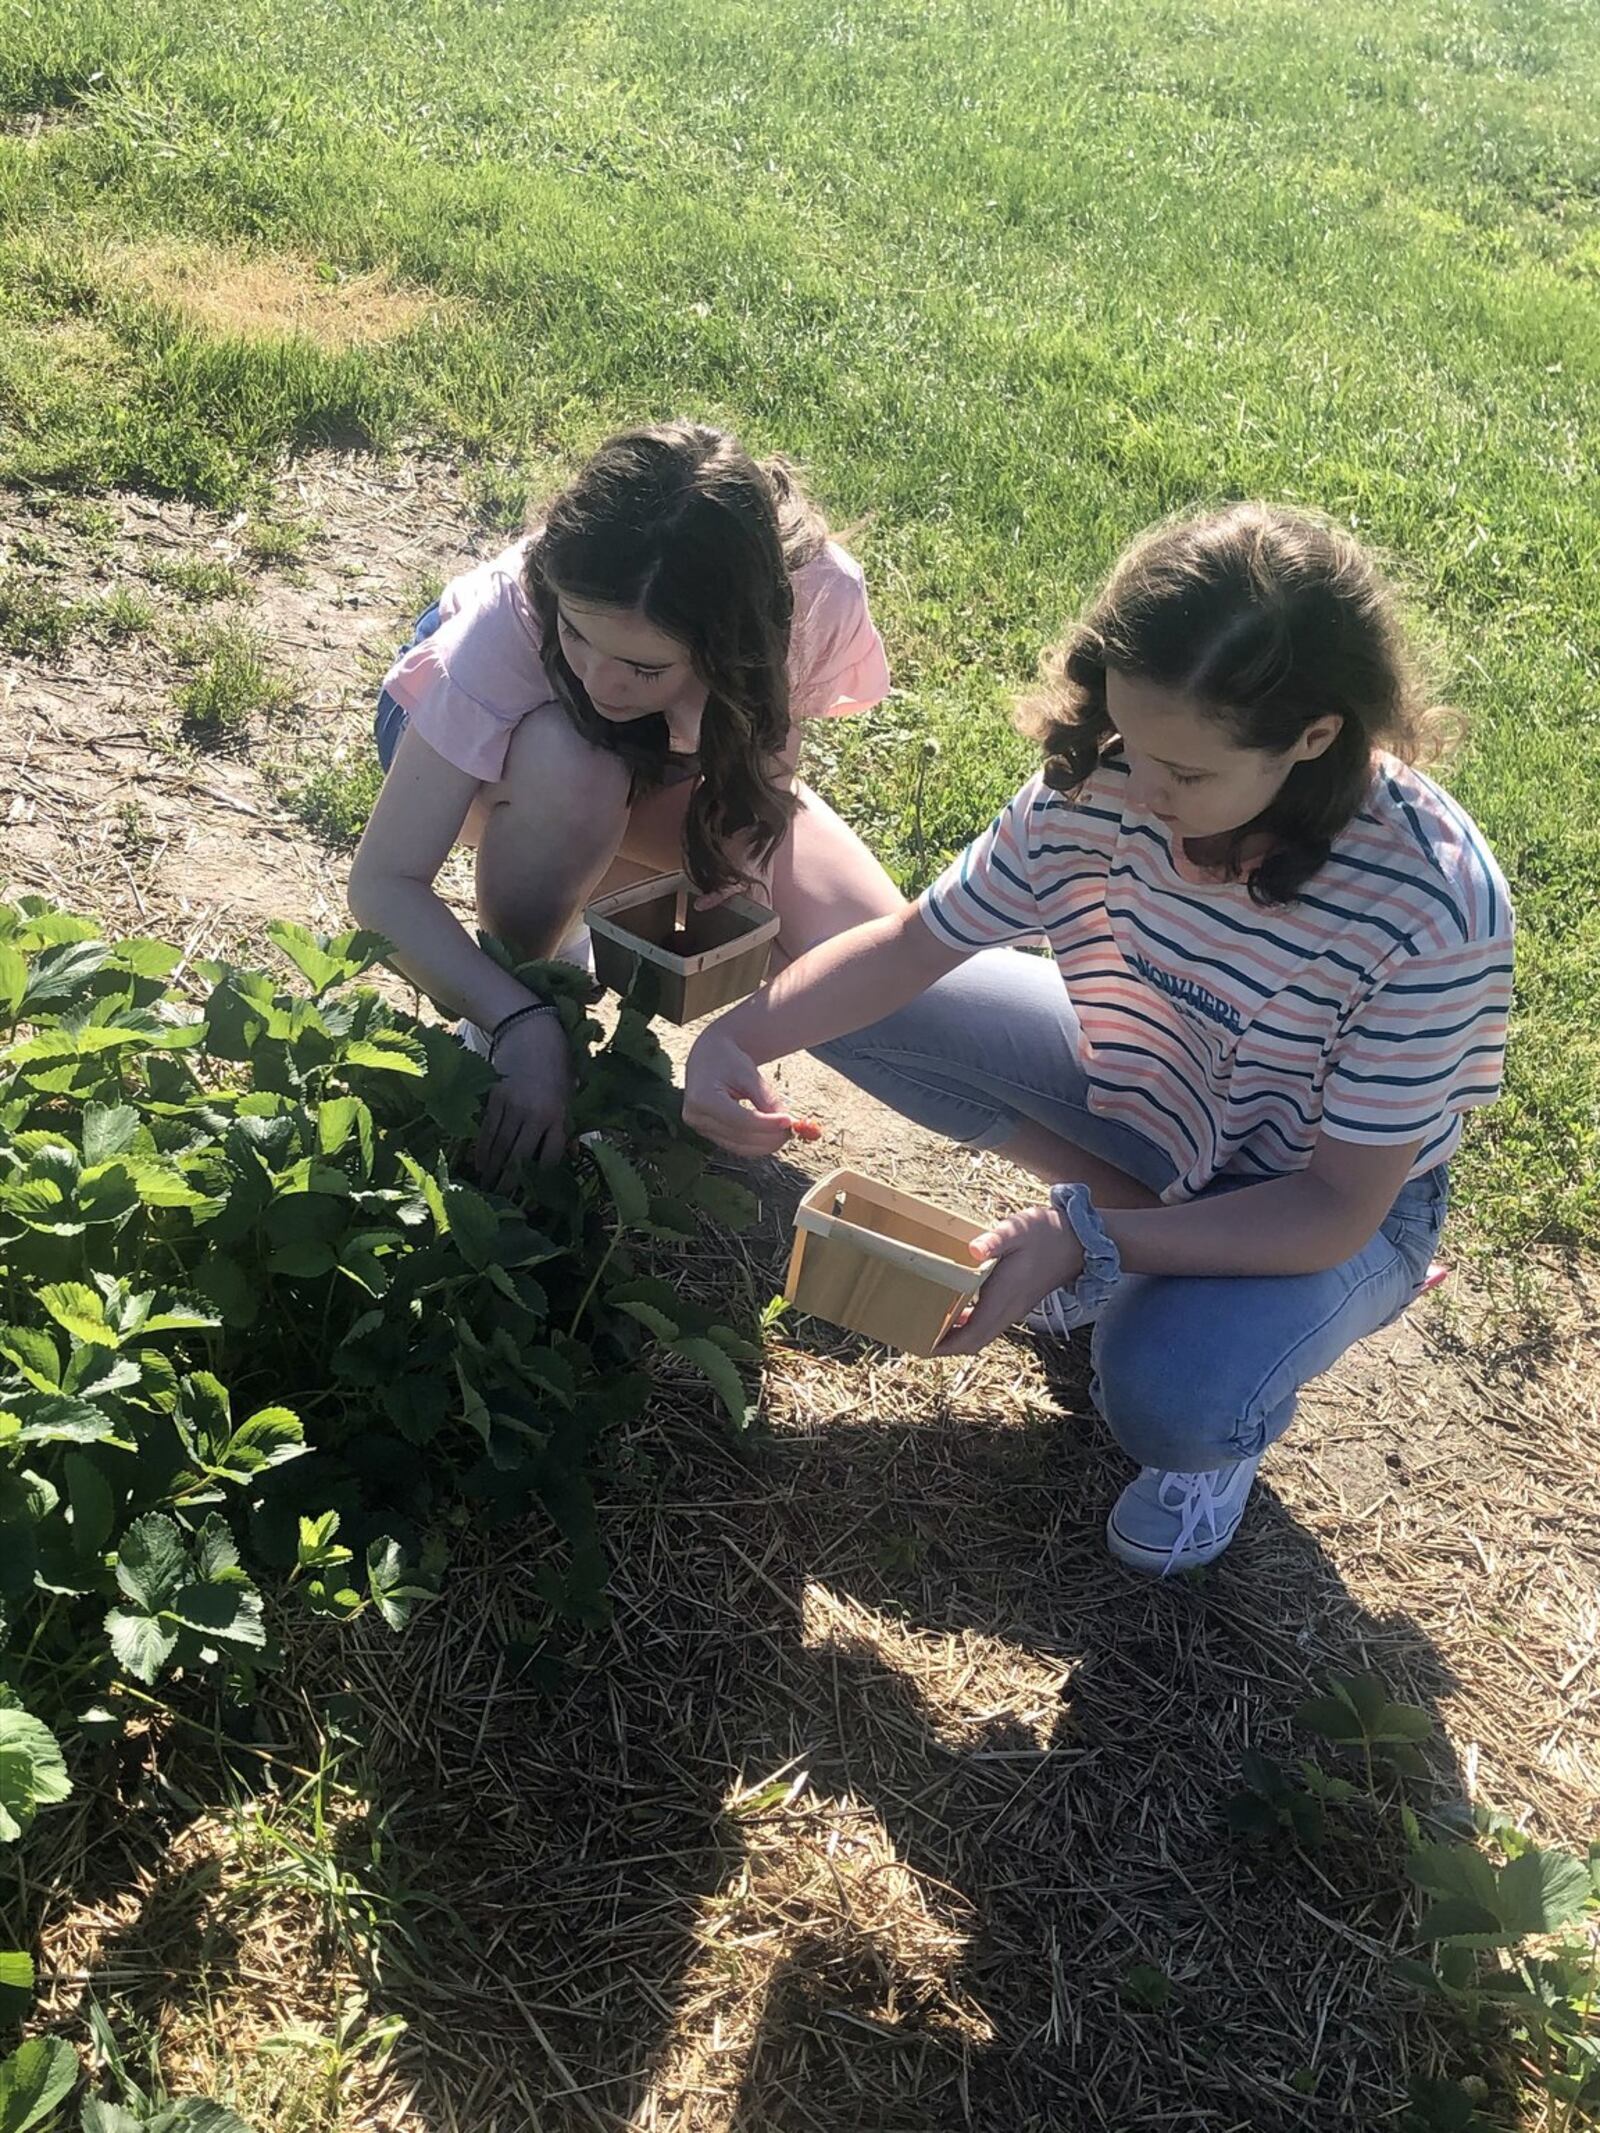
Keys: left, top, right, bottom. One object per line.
{"left": 373, "top": 604, "right": 443, "bottom": 770}
{"left": 813, "top": 947, "right": 1450, "bottom": 1472}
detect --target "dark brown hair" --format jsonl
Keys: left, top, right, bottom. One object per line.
{"left": 1018, "top": 503, "right": 1449, "bottom": 905}
{"left": 524, "top": 419, "right": 828, "bottom": 895}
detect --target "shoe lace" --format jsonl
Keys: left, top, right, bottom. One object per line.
{"left": 1027, "top": 1287, "right": 1086, "bottom": 1338}
{"left": 1155, "top": 1468, "right": 1229, "bottom": 1574}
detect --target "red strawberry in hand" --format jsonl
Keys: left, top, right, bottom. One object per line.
{"left": 788, "top": 1116, "right": 823, "bottom": 1143}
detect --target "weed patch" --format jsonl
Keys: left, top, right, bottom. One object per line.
{"left": 273, "top": 750, "right": 382, "bottom": 849}
{"left": 151, "top": 556, "right": 251, "bottom": 605}
{"left": 402, "top": 570, "right": 446, "bottom": 618}
{"left": 463, "top": 462, "right": 533, "bottom": 533}
{"left": 241, "top": 516, "right": 315, "bottom": 568}
{"left": 32, "top": 496, "right": 119, "bottom": 547}
{"left": 0, "top": 571, "right": 83, "bottom": 659}
{"left": 93, "top": 586, "right": 157, "bottom": 642}
{"left": 8, "top": 532, "right": 63, "bottom": 570}
{"left": 170, "top": 623, "right": 293, "bottom": 746}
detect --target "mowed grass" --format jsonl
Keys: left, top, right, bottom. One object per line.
{"left": 2, "top": 0, "right": 1599, "bottom": 1248}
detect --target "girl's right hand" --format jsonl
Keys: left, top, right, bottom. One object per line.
{"left": 474, "top": 1012, "right": 572, "bottom": 1185}
{"left": 683, "top": 1026, "right": 795, "bottom": 1157}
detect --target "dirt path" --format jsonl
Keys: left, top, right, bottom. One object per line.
{"left": 2, "top": 452, "right": 491, "bottom": 953}
{"left": 4, "top": 458, "right": 1597, "bottom": 2132}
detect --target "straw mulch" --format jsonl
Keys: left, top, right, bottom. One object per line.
{"left": 277, "top": 1136, "right": 1593, "bottom": 2133}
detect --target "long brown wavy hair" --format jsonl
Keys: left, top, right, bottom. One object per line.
{"left": 1018, "top": 503, "right": 1450, "bottom": 906}
{"left": 524, "top": 419, "right": 828, "bottom": 895}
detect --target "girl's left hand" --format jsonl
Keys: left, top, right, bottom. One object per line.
{"left": 935, "top": 1201, "right": 1086, "bottom": 1356}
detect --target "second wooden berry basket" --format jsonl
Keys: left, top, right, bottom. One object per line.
{"left": 784, "top": 1168, "right": 993, "bottom": 1356}
{"left": 584, "top": 872, "right": 780, "bottom": 1024}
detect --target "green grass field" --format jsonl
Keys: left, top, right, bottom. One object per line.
{"left": 3, "top": 0, "right": 1599, "bottom": 1248}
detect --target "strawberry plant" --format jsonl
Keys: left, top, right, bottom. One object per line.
{"left": 1225, "top": 1671, "right": 1434, "bottom": 1851}
{"left": 1224, "top": 1666, "right": 1600, "bottom": 2129}
{"left": 0, "top": 899, "right": 758, "bottom": 1882}
{"left": 1400, "top": 1824, "right": 1600, "bottom": 2129}
{"left": 0, "top": 2032, "right": 255, "bottom": 2133}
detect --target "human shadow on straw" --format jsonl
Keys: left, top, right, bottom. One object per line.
{"left": 344, "top": 1311, "right": 1471, "bottom": 2133}
{"left": 255, "top": 1067, "right": 1471, "bottom": 2132}
{"left": 711, "top": 1369, "right": 1472, "bottom": 2133}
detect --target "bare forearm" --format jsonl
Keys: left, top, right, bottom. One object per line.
{"left": 721, "top": 903, "right": 963, "bottom": 1064}
{"left": 1104, "top": 1170, "right": 1375, "bottom": 1278}
{"left": 348, "top": 872, "right": 539, "bottom": 1031}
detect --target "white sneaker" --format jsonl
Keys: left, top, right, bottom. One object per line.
{"left": 1023, "top": 1285, "right": 1100, "bottom": 1340}
{"left": 1105, "top": 1456, "right": 1262, "bottom": 1576}
{"left": 557, "top": 924, "right": 593, "bottom": 973}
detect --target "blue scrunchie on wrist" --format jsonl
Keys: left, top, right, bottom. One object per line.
{"left": 1048, "top": 1181, "right": 1123, "bottom": 1316}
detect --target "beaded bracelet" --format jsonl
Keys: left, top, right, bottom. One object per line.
{"left": 488, "top": 1000, "right": 559, "bottom": 1060}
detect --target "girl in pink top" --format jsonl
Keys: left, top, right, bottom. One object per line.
{"left": 349, "top": 420, "right": 903, "bottom": 1180}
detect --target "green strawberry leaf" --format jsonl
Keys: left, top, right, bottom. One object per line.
{"left": 0, "top": 2035, "right": 79, "bottom": 2133}
{"left": 0, "top": 1709, "right": 71, "bottom": 1843}
{"left": 668, "top": 1337, "right": 748, "bottom": 1429}
{"left": 585, "top": 1137, "right": 650, "bottom": 1226}
{"left": 105, "top": 1608, "right": 179, "bottom": 1686}
{"left": 113, "top": 1514, "right": 187, "bottom": 1612}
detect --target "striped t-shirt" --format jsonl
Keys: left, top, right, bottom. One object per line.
{"left": 919, "top": 753, "right": 1513, "bottom": 1203}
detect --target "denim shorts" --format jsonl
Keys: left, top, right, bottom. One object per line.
{"left": 815, "top": 944, "right": 1451, "bottom": 1470}
{"left": 373, "top": 604, "right": 442, "bottom": 771}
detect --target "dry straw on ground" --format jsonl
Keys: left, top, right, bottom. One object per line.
{"left": 96, "top": 240, "right": 439, "bottom": 352}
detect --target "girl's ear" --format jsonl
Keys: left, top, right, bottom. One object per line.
{"left": 1295, "top": 713, "right": 1344, "bottom": 764}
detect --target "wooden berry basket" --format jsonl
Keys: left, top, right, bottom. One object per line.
{"left": 584, "top": 872, "right": 780, "bottom": 1024}
{"left": 784, "top": 1168, "right": 993, "bottom": 1356}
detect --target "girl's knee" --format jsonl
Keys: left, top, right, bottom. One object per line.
{"left": 479, "top": 709, "right": 630, "bottom": 861}
{"left": 1090, "top": 1289, "right": 1268, "bottom": 1470}
{"left": 491, "top": 707, "right": 631, "bottom": 817}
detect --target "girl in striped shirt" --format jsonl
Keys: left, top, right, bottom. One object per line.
{"left": 684, "top": 505, "right": 1513, "bottom": 1576}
